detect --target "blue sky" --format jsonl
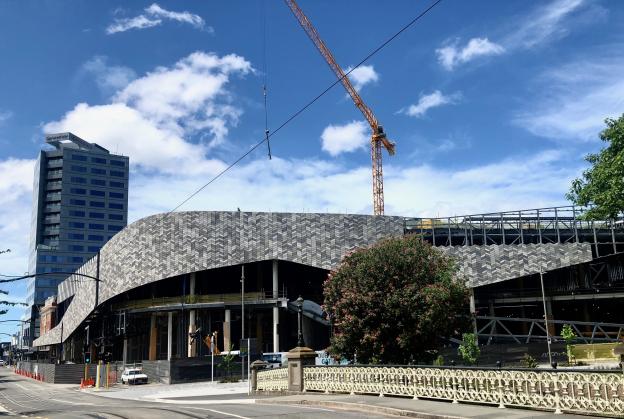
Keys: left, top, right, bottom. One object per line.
{"left": 1, "top": 0, "right": 623, "bottom": 334}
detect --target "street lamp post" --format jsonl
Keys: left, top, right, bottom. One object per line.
{"left": 296, "top": 296, "right": 305, "bottom": 347}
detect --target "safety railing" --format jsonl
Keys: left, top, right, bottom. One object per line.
{"left": 404, "top": 205, "right": 624, "bottom": 257}
{"left": 256, "top": 367, "right": 288, "bottom": 392}
{"left": 302, "top": 365, "right": 624, "bottom": 416}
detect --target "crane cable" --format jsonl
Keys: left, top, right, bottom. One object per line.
{"left": 262, "top": 0, "right": 272, "bottom": 160}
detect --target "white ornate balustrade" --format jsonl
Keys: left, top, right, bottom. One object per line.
{"left": 256, "top": 367, "right": 289, "bottom": 392}
{"left": 302, "top": 366, "right": 624, "bottom": 416}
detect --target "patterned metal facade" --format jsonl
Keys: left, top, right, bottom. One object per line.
{"left": 35, "top": 211, "right": 404, "bottom": 346}
{"left": 34, "top": 211, "right": 593, "bottom": 347}
{"left": 440, "top": 243, "right": 593, "bottom": 288}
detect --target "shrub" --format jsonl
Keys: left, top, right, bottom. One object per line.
{"left": 458, "top": 333, "right": 480, "bottom": 365}
{"left": 521, "top": 353, "right": 538, "bottom": 369}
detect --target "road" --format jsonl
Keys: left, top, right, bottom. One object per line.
{"left": 0, "top": 368, "right": 387, "bottom": 418}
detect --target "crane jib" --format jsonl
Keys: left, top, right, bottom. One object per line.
{"left": 284, "top": 0, "right": 396, "bottom": 215}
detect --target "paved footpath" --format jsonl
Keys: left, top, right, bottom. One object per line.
{"left": 255, "top": 393, "right": 591, "bottom": 419}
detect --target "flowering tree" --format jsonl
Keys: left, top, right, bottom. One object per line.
{"left": 323, "top": 235, "right": 470, "bottom": 364}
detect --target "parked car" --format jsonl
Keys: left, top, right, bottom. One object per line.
{"left": 0, "top": 360, "right": 5, "bottom": 366}
{"left": 261, "top": 352, "right": 286, "bottom": 368}
{"left": 121, "top": 368, "right": 148, "bottom": 385}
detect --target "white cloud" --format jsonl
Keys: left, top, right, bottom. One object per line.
{"left": 320, "top": 120, "right": 369, "bottom": 156}
{"left": 106, "top": 3, "right": 210, "bottom": 35}
{"left": 504, "top": 0, "right": 588, "bottom": 49}
{"left": 436, "top": 38, "right": 504, "bottom": 70}
{"left": 106, "top": 15, "right": 161, "bottom": 35}
{"left": 436, "top": 0, "right": 598, "bottom": 70}
{"left": 401, "top": 90, "right": 461, "bottom": 118}
{"left": 45, "top": 52, "right": 252, "bottom": 174}
{"left": 345, "top": 65, "right": 379, "bottom": 91}
{"left": 514, "top": 56, "right": 624, "bottom": 141}
{"left": 124, "top": 148, "right": 577, "bottom": 221}
{"left": 0, "top": 159, "right": 34, "bottom": 308}
{"left": 82, "top": 56, "right": 136, "bottom": 92}
{"left": 0, "top": 110, "right": 13, "bottom": 125}
{"left": 145, "top": 3, "right": 205, "bottom": 29}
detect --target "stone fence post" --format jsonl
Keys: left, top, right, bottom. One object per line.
{"left": 250, "top": 360, "right": 268, "bottom": 392}
{"left": 286, "top": 346, "right": 317, "bottom": 392}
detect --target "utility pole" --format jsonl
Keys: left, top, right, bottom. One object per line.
{"left": 95, "top": 250, "right": 100, "bottom": 309}
{"left": 540, "top": 267, "right": 553, "bottom": 366}
{"left": 241, "top": 265, "right": 245, "bottom": 380}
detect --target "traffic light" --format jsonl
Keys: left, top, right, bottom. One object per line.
{"left": 84, "top": 352, "right": 91, "bottom": 364}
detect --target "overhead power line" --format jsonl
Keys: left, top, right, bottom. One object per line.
{"left": 169, "top": 0, "right": 443, "bottom": 214}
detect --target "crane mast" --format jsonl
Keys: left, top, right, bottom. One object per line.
{"left": 284, "top": 0, "right": 395, "bottom": 215}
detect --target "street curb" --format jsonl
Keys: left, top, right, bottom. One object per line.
{"left": 256, "top": 399, "right": 465, "bottom": 419}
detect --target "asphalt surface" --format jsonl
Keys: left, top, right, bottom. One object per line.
{"left": 0, "top": 368, "right": 388, "bottom": 419}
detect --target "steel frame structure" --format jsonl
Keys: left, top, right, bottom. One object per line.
{"left": 475, "top": 315, "right": 624, "bottom": 345}
{"left": 405, "top": 205, "right": 624, "bottom": 257}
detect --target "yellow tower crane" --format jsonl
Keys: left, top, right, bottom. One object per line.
{"left": 284, "top": 0, "right": 396, "bottom": 216}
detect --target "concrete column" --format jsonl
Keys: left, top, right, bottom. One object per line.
{"left": 149, "top": 314, "right": 157, "bottom": 361}
{"left": 188, "top": 273, "right": 197, "bottom": 358}
{"left": 272, "top": 260, "right": 279, "bottom": 352}
{"left": 469, "top": 288, "right": 477, "bottom": 335}
{"left": 122, "top": 337, "right": 128, "bottom": 366}
{"left": 223, "top": 309, "right": 231, "bottom": 351}
{"left": 167, "top": 312, "right": 173, "bottom": 361}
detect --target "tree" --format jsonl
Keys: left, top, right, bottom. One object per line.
{"left": 323, "top": 235, "right": 470, "bottom": 365}
{"left": 567, "top": 114, "right": 624, "bottom": 219}
{"left": 458, "top": 333, "right": 480, "bottom": 365}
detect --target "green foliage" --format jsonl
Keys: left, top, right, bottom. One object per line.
{"left": 323, "top": 235, "right": 470, "bottom": 365}
{"left": 218, "top": 345, "right": 237, "bottom": 382}
{"left": 433, "top": 355, "right": 445, "bottom": 366}
{"left": 521, "top": 353, "right": 538, "bottom": 369}
{"left": 567, "top": 114, "right": 624, "bottom": 219}
{"left": 561, "top": 324, "right": 576, "bottom": 345}
{"left": 458, "top": 333, "right": 480, "bottom": 365}
{"left": 561, "top": 324, "right": 576, "bottom": 364}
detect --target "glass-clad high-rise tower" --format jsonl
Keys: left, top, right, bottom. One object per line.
{"left": 24, "top": 133, "right": 129, "bottom": 346}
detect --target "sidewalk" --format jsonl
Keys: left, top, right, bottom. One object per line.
{"left": 84, "top": 379, "right": 251, "bottom": 403}
{"left": 256, "top": 393, "right": 589, "bottom": 418}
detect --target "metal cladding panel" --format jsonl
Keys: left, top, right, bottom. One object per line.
{"left": 439, "top": 242, "right": 593, "bottom": 288}
{"left": 35, "top": 211, "right": 404, "bottom": 346}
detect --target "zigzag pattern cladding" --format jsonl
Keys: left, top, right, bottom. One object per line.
{"left": 37, "top": 211, "right": 405, "bottom": 346}
{"left": 35, "top": 212, "right": 593, "bottom": 347}
{"left": 439, "top": 243, "right": 593, "bottom": 288}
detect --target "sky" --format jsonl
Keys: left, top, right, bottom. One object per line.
{"left": 1, "top": 0, "right": 623, "bottom": 335}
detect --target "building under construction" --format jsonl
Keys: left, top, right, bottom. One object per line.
{"left": 27, "top": 206, "right": 624, "bottom": 382}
